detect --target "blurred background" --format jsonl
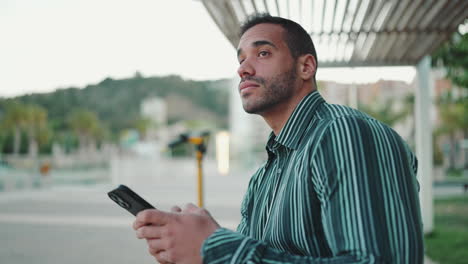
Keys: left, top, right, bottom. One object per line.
{"left": 0, "top": 0, "right": 467, "bottom": 263}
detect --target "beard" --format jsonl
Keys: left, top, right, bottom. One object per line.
{"left": 241, "top": 66, "right": 297, "bottom": 114}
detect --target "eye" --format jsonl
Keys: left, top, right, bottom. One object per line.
{"left": 239, "top": 58, "right": 245, "bottom": 65}
{"left": 258, "top": 50, "right": 270, "bottom": 57}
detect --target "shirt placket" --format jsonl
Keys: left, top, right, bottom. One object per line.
{"left": 262, "top": 146, "right": 285, "bottom": 239}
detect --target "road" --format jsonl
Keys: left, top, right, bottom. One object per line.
{"left": 0, "top": 167, "right": 251, "bottom": 264}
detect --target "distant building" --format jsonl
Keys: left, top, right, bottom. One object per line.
{"left": 319, "top": 80, "right": 416, "bottom": 141}
{"left": 140, "top": 97, "right": 167, "bottom": 142}
{"left": 165, "top": 94, "right": 222, "bottom": 125}
{"left": 141, "top": 97, "right": 167, "bottom": 126}
{"left": 229, "top": 79, "right": 417, "bottom": 171}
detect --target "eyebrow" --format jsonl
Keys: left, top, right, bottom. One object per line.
{"left": 237, "top": 40, "right": 277, "bottom": 58}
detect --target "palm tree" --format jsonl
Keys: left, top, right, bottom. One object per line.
{"left": 3, "top": 102, "right": 28, "bottom": 155}
{"left": 68, "top": 109, "right": 99, "bottom": 154}
{"left": 24, "top": 105, "right": 48, "bottom": 157}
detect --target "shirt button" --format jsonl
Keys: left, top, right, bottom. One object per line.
{"left": 277, "top": 168, "right": 282, "bottom": 174}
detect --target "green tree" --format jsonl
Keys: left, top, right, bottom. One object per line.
{"left": 432, "top": 29, "right": 468, "bottom": 169}
{"left": 2, "top": 101, "right": 28, "bottom": 155}
{"left": 435, "top": 93, "right": 468, "bottom": 169}
{"left": 24, "top": 104, "right": 48, "bottom": 157}
{"left": 0, "top": 75, "right": 230, "bottom": 147}
{"left": 358, "top": 98, "right": 408, "bottom": 127}
{"left": 68, "top": 109, "right": 99, "bottom": 153}
{"left": 92, "top": 122, "right": 110, "bottom": 148}
{"left": 433, "top": 32, "right": 468, "bottom": 88}
{"left": 134, "top": 117, "right": 153, "bottom": 140}
{"left": 0, "top": 125, "right": 6, "bottom": 156}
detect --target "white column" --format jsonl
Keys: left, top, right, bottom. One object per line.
{"left": 415, "top": 56, "right": 434, "bottom": 234}
{"left": 348, "top": 84, "right": 358, "bottom": 109}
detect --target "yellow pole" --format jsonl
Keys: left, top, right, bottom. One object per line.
{"left": 196, "top": 150, "right": 204, "bottom": 207}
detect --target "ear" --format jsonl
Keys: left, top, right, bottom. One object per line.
{"left": 297, "top": 54, "right": 317, "bottom": 81}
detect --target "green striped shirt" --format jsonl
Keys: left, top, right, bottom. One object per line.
{"left": 202, "top": 91, "right": 424, "bottom": 263}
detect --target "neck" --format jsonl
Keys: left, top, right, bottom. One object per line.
{"left": 261, "top": 83, "right": 315, "bottom": 135}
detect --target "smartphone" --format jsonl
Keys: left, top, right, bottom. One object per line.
{"left": 108, "top": 185, "right": 155, "bottom": 216}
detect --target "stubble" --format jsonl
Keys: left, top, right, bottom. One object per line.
{"left": 241, "top": 67, "right": 297, "bottom": 114}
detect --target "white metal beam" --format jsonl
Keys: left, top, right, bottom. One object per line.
{"left": 202, "top": 0, "right": 467, "bottom": 66}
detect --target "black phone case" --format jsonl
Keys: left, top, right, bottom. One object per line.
{"left": 108, "top": 185, "right": 155, "bottom": 216}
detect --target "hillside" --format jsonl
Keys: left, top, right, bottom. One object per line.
{"left": 0, "top": 74, "right": 232, "bottom": 133}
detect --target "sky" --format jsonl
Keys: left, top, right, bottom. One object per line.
{"left": 0, "top": 0, "right": 417, "bottom": 98}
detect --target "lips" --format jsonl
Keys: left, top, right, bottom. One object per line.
{"left": 239, "top": 81, "right": 260, "bottom": 92}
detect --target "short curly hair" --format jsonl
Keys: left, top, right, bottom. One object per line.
{"left": 240, "top": 13, "right": 318, "bottom": 68}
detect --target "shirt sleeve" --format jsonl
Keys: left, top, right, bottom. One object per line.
{"left": 202, "top": 116, "right": 424, "bottom": 263}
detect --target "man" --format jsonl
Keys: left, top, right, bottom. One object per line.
{"left": 134, "top": 14, "right": 424, "bottom": 263}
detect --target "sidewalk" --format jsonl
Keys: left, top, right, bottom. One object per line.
{"left": 0, "top": 168, "right": 250, "bottom": 264}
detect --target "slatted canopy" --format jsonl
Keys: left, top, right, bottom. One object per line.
{"left": 201, "top": 0, "right": 468, "bottom": 67}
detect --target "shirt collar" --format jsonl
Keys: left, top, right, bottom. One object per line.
{"left": 267, "top": 90, "right": 325, "bottom": 151}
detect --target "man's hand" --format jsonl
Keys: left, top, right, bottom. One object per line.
{"left": 133, "top": 203, "right": 220, "bottom": 264}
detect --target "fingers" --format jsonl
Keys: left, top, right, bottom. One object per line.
{"left": 182, "top": 203, "right": 213, "bottom": 218}
{"left": 170, "top": 205, "right": 182, "bottom": 213}
{"left": 147, "top": 240, "right": 175, "bottom": 263}
{"left": 136, "top": 225, "right": 163, "bottom": 239}
{"left": 182, "top": 203, "right": 199, "bottom": 213}
{"left": 134, "top": 209, "right": 170, "bottom": 230}
{"left": 147, "top": 238, "right": 167, "bottom": 253}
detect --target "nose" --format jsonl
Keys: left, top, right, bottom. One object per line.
{"left": 237, "top": 59, "right": 255, "bottom": 79}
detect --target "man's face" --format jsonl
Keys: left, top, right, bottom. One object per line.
{"left": 237, "top": 23, "right": 297, "bottom": 114}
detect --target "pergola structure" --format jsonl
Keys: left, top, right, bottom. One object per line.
{"left": 200, "top": 0, "right": 468, "bottom": 234}
{"left": 201, "top": 0, "right": 467, "bottom": 67}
